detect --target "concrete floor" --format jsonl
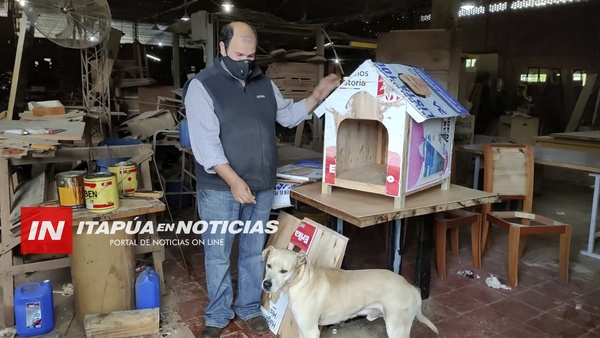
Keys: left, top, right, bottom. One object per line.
{"left": 2, "top": 170, "right": 600, "bottom": 337}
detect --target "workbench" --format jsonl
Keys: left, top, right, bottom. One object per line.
{"left": 291, "top": 183, "right": 498, "bottom": 299}
{"left": 456, "top": 143, "right": 600, "bottom": 261}
{"left": 0, "top": 144, "right": 166, "bottom": 327}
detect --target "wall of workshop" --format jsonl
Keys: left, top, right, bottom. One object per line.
{"left": 456, "top": 1, "right": 600, "bottom": 134}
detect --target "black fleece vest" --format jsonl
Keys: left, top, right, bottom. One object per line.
{"left": 182, "top": 60, "right": 278, "bottom": 191}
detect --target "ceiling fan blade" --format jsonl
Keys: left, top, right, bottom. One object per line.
{"left": 54, "top": 16, "right": 75, "bottom": 39}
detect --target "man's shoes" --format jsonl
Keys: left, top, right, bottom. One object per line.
{"left": 244, "top": 316, "right": 270, "bottom": 335}
{"left": 199, "top": 326, "right": 223, "bottom": 338}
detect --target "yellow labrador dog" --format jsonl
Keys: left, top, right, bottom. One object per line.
{"left": 261, "top": 246, "right": 438, "bottom": 338}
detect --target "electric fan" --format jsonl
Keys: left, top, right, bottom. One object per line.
{"left": 22, "top": 0, "right": 112, "bottom": 49}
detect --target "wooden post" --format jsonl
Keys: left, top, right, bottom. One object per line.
{"left": 431, "top": 0, "right": 460, "bottom": 29}
{"left": 172, "top": 32, "right": 181, "bottom": 87}
{"left": 6, "top": 15, "right": 27, "bottom": 120}
{"left": 312, "top": 28, "right": 325, "bottom": 152}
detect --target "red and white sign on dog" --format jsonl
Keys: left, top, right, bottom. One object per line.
{"left": 287, "top": 221, "right": 317, "bottom": 254}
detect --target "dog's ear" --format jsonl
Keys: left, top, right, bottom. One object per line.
{"left": 262, "top": 246, "right": 274, "bottom": 261}
{"left": 296, "top": 253, "right": 308, "bottom": 266}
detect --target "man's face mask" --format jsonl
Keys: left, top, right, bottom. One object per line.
{"left": 222, "top": 55, "right": 255, "bottom": 81}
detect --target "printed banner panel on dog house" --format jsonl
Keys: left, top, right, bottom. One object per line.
{"left": 314, "top": 59, "right": 469, "bottom": 197}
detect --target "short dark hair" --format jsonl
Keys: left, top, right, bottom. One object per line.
{"left": 219, "top": 22, "right": 257, "bottom": 49}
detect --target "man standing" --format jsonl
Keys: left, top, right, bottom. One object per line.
{"left": 183, "top": 21, "right": 340, "bottom": 338}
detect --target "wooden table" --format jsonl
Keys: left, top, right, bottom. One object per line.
{"left": 291, "top": 183, "right": 498, "bottom": 299}
{"left": 456, "top": 144, "right": 600, "bottom": 260}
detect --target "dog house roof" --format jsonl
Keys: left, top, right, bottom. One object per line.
{"left": 314, "top": 60, "right": 470, "bottom": 123}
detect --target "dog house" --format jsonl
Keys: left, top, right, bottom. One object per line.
{"left": 313, "top": 60, "right": 469, "bottom": 207}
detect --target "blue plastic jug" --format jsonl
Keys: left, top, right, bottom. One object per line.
{"left": 135, "top": 266, "right": 161, "bottom": 309}
{"left": 14, "top": 280, "right": 54, "bottom": 337}
{"left": 178, "top": 119, "right": 191, "bottom": 148}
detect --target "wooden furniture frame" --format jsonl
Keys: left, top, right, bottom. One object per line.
{"left": 456, "top": 143, "right": 600, "bottom": 261}
{"left": 481, "top": 144, "right": 572, "bottom": 288}
{"left": 0, "top": 144, "right": 166, "bottom": 327}
{"left": 486, "top": 211, "right": 571, "bottom": 288}
{"left": 434, "top": 209, "right": 481, "bottom": 280}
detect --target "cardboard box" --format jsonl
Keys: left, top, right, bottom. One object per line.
{"left": 314, "top": 60, "right": 470, "bottom": 206}
{"left": 28, "top": 100, "right": 65, "bottom": 117}
{"left": 498, "top": 114, "right": 539, "bottom": 145}
{"left": 261, "top": 212, "right": 348, "bottom": 337}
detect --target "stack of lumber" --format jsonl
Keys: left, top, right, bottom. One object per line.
{"left": 266, "top": 62, "right": 319, "bottom": 101}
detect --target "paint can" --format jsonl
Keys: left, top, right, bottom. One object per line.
{"left": 108, "top": 161, "right": 138, "bottom": 196}
{"left": 83, "top": 172, "right": 120, "bottom": 213}
{"left": 56, "top": 171, "right": 86, "bottom": 209}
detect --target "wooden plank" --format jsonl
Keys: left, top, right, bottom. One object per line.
{"left": 6, "top": 15, "right": 27, "bottom": 121}
{"left": 293, "top": 122, "right": 305, "bottom": 148}
{"left": 84, "top": 308, "right": 159, "bottom": 338}
{"left": 535, "top": 136, "right": 600, "bottom": 152}
{"left": 336, "top": 163, "right": 387, "bottom": 186}
{"left": 10, "top": 144, "right": 152, "bottom": 165}
{"left": 565, "top": 74, "right": 598, "bottom": 132}
{"left": 0, "top": 133, "right": 60, "bottom": 145}
{"left": 19, "top": 110, "right": 86, "bottom": 122}
{"left": 290, "top": 183, "right": 498, "bottom": 227}
{"left": 0, "top": 121, "right": 86, "bottom": 141}
{"left": 549, "top": 131, "right": 600, "bottom": 143}
{"left": 1, "top": 257, "right": 71, "bottom": 277}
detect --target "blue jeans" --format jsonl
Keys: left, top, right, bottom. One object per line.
{"left": 197, "top": 188, "right": 273, "bottom": 328}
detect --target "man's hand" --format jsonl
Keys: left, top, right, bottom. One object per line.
{"left": 213, "top": 163, "right": 256, "bottom": 204}
{"left": 230, "top": 178, "right": 256, "bottom": 204}
{"left": 313, "top": 73, "right": 341, "bottom": 101}
{"left": 306, "top": 73, "right": 341, "bottom": 111}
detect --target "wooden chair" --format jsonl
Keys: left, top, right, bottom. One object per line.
{"left": 434, "top": 147, "right": 482, "bottom": 280}
{"left": 481, "top": 144, "right": 572, "bottom": 288}
{"left": 435, "top": 210, "right": 481, "bottom": 280}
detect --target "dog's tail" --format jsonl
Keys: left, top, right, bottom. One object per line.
{"left": 413, "top": 287, "right": 439, "bottom": 335}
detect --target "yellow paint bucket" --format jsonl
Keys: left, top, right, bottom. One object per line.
{"left": 56, "top": 171, "right": 86, "bottom": 209}
{"left": 108, "top": 161, "right": 138, "bottom": 196}
{"left": 84, "top": 172, "right": 120, "bottom": 213}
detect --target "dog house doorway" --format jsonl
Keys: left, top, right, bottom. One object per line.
{"left": 335, "top": 118, "right": 390, "bottom": 193}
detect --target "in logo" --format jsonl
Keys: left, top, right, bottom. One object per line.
{"left": 20, "top": 207, "right": 73, "bottom": 254}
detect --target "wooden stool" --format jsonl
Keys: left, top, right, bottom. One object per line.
{"left": 486, "top": 211, "right": 571, "bottom": 288}
{"left": 435, "top": 210, "right": 481, "bottom": 280}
